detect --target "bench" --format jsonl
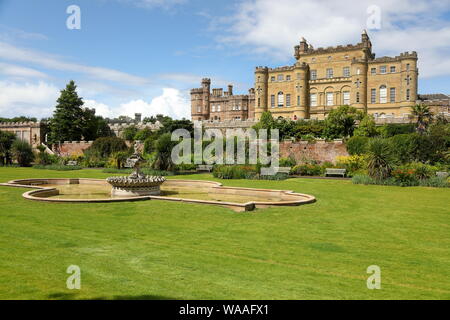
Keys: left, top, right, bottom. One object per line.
{"left": 66, "top": 161, "right": 78, "bottom": 166}
{"left": 436, "top": 171, "right": 449, "bottom": 178}
{"left": 197, "top": 165, "right": 214, "bottom": 172}
{"left": 325, "top": 168, "right": 346, "bottom": 177}
{"left": 260, "top": 167, "right": 291, "bottom": 176}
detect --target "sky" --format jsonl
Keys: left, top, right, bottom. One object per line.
{"left": 0, "top": 0, "right": 449, "bottom": 120}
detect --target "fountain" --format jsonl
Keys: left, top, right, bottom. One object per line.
{"left": 106, "top": 142, "right": 165, "bottom": 197}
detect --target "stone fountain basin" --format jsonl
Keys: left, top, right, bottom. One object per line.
{"left": 1, "top": 178, "right": 316, "bottom": 212}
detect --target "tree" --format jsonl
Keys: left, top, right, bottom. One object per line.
{"left": 122, "top": 125, "right": 139, "bottom": 141}
{"left": 411, "top": 104, "right": 433, "bottom": 135}
{"left": 48, "top": 81, "right": 85, "bottom": 143}
{"left": 11, "top": 140, "right": 34, "bottom": 167}
{"left": 85, "top": 137, "right": 128, "bottom": 159}
{"left": 81, "top": 107, "right": 111, "bottom": 141}
{"left": 366, "top": 138, "right": 395, "bottom": 180}
{"left": 153, "top": 133, "right": 176, "bottom": 171}
{"left": 0, "top": 130, "right": 16, "bottom": 166}
{"left": 353, "top": 114, "right": 378, "bottom": 137}
{"left": 323, "top": 105, "right": 364, "bottom": 139}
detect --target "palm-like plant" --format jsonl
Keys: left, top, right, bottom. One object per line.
{"left": 411, "top": 104, "right": 433, "bottom": 134}
{"left": 366, "top": 138, "right": 395, "bottom": 180}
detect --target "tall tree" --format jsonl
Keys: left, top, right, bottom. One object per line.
{"left": 48, "top": 80, "right": 85, "bottom": 143}
{"left": 411, "top": 104, "right": 433, "bottom": 135}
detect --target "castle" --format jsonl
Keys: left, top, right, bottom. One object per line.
{"left": 191, "top": 31, "right": 424, "bottom": 122}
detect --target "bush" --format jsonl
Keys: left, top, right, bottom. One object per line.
{"left": 377, "top": 123, "right": 415, "bottom": 138}
{"left": 346, "top": 136, "right": 369, "bottom": 155}
{"left": 396, "top": 162, "right": 437, "bottom": 180}
{"left": 279, "top": 157, "right": 296, "bottom": 167}
{"left": 391, "top": 169, "right": 419, "bottom": 186}
{"left": 86, "top": 137, "right": 128, "bottom": 159}
{"left": 102, "top": 168, "right": 174, "bottom": 176}
{"left": 11, "top": 140, "right": 34, "bottom": 167}
{"left": 353, "top": 173, "right": 448, "bottom": 188}
{"left": 352, "top": 174, "right": 376, "bottom": 185}
{"left": 291, "top": 163, "right": 323, "bottom": 176}
{"left": 32, "top": 164, "right": 82, "bottom": 171}
{"left": 419, "top": 176, "right": 449, "bottom": 188}
{"left": 213, "top": 165, "right": 257, "bottom": 179}
{"left": 335, "top": 155, "right": 367, "bottom": 176}
{"left": 366, "top": 138, "right": 396, "bottom": 180}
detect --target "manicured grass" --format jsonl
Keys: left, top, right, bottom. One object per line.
{"left": 0, "top": 167, "right": 449, "bottom": 299}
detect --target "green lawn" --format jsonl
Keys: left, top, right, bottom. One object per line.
{"left": 0, "top": 167, "right": 449, "bottom": 300}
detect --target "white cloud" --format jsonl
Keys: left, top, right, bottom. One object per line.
{"left": 0, "top": 62, "right": 48, "bottom": 79}
{"left": 0, "top": 41, "right": 150, "bottom": 86}
{"left": 0, "top": 81, "right": 59, "bottom": 118}
{"left": 216, "top": 0, "right": 450, "bottom": 78}
{"left": 85, "top": 88, "right": 190, "bottom": 119}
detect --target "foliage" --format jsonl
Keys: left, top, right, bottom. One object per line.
{"left": 323, "top": 105, "right": 364, "bottom": 139}
{"left": 294, "top": 120, "right": 325, "bottom": 139}
{"left": 11, "top": 140, "right": 34, "bottom": 167}
{"left": 122, "top": 125, "right": 139, "bottom": 141}
{"left": 377, "top": 123, "right": 415, "bottom": 138}
{"left": 346, "top": 136, "right": 369, "bottom": 155}
{"left": 335, "top": 155, "right": 367, "bottom": 176}
{"left": 32, "top": 164, "right": 82, "bottom": 171}
{"left": 48, "top": 81, "right": 85, "bottom": 143}
{"left": 80, "top": 107, "right": 112, "bottom": 141}
{"left": 212, "top": 165, "right": 258, "bottom": 179}
{"left": 291, "top": 163, "right": 323, "bottom": 176}
{"left": 411, "top": 104, "right": 433, "bottom": 134}
{"left": 391, "top": 169, "right": 419, "bottom": 186}
{"left": 0, "top": 116, "right": 37, "bottom": 123}
{"left": 107, "top": 151, "right": 130, "bottom": 169}
{"left": 85, "top": 137, "right": 128, "bottom": 159}
{"left": 134, "top": 128, "right": 155, "bottom": 142}
{"left": 0, "top": 130, "right": 16, "bottom": 166}
{"left": 366, "top": 138, "right": 395, "bottom": 180}
{"left": 153, "top": 133, "right": 176, "bottom": 171}
{"left": 102, "top": 168, "right": 174, "bottom": 176}
{"left": 279, "top": 157, "right": 296, "bottom": 167}
{"left": 353, "top": 115, "right": 378, "bottom": 137}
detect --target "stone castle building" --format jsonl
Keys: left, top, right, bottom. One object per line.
{"left": 191, "top": 31, "right": 422, "bottom": 122}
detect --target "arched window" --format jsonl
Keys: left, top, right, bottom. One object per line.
{"left": 380, "top": 85, "right": 387, "bottom": 104}
{"left": 277, "top": 92, "right": 284, "bottom": 107}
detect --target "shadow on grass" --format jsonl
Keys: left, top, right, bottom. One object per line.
{"left": 48, "top": 292, "right": 175, "bottom": 300}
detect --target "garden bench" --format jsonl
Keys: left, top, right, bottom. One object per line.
{"left": 260, "top": 167, "right": 291, "bottom": 176}
{"left": 66, "top": 161, "right": 78, "bottom": 166}
{"left": 325, "top": 168, "right": 346, "bottom": 177}
{"left": 436, "top": 171, "right": 449, "bottom": 178}
{"left": 197, "top": 165, "right": 214, "bottom": 172}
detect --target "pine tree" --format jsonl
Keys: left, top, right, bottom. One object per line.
{"left": 48, "top": 80, "right": 85, "bottom": 143}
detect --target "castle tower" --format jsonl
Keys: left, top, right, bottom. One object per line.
{"left": 254, "top": 67, "right": 268, "bottom": 121}
{"left": 293, "top": 62, "right": 309, "bottom": 119}
{"left": 399, "top": 51, "right": 418, "bottom": 114}
{"left": 351, "top": 58, "right": 368, "bottom": 112}
{"left": 190, "top": 78, "right": 211, "bottom": 121}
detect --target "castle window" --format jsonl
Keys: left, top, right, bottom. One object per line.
{"left": 217, "top": 105, "right": 221, "bottom": 112}
{"left": 343, "top": 67, "right": 350, "bottom": 77}
{"left": 271, "top": 76, "right": 275, "bottom": 81}
{"left": 286, "top": 75, "right": 291, "bottom": 81}
{"left": 197, "top": 107, "right": 201, "bottom": 113}
{"left": 310, "top": 94, "right": 317, "bottom": 107}
{"left": 390, "top": 88, "right": 396, "bottom": 103}
{"left": 326, "top": 93, "right": 334, "bottom": 106}
{"left": 390, "top": 66, "right": 396, "bottom": 73}
{"left": 371, "top": 68, "right": 376, "bottom": 75}
{"left": 343, "top": 91, "right": 350, "bottom": 105}
{"left": 406, "top": 63, "right": 410, "bottom": 71}
{"left": 278, "top": 92, "right": 284, "bottom": 107}
{"left": 380, "top": 85, "right": 387, "bottom": 103}
{"left": 356, "top": 92, "right": 360, "bottom": 103}
{"left": 277, "top": 75, "right": 284, "bottom": 81}
{"left": 297, "top": 95, "right": 300, "bottom": 106}
{"left": 406, "top": 89, "right": 410, "bottom": 101}
{"left": 345, "top": 55, "right": 349, "bottom": 59}
{"left": 258, "top": 98, "right": 261, "bottom": 107}
{"left": 311, "top": 70, "right": 317, "bottom": 80}
{"left": 371, "top": 89, "right": 376, "bottom": 104}
{"left": 326, "top": 68, "right": 333, "bottom": 79}
{"left": 271, "top": 95, "right": 275, "bottom": 108}
{"left": 312, "top": 58, "right": 316, "bottom": 63}
{"left": 406, "top": 76, "right": 410, "bottom": 85}
{"left": 286, "top": 94, "right": 291, "bottom": 107}
{"left": 357, "top": 68, "right": 361, "bottom": 75}
{"left": 380, "top": 66, "right": 387, "bottom": 74}
{"left": 212, "top": 105, "right": 216, "bottom": 112}
{"left": 328, "top": 56, "right": 332, "bottom": 61}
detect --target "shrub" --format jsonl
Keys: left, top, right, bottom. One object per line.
{"left": 346, "top": 136, "right": 369, "bottom": 155}
{"left": 279, "top": 157, "right": 296, "bottom": 167}
{"left": 377, "top": 123, "right": 415, "bottom": 138}
{"left": 213, "top": 165, "right": 257, "bottom": 179}
{"left": 291, "top": 163, "right": 323, "bottom": 176}
{"left": 391, "top": 169, "right": 419, "bottom": 186}
{"left": 86, "top": 137, "right": 128, "bottom": 159}
{"left": 366, "top": 138, "right": 395, "bottom": 180}
{"left": 397, "top": 162, "right": 437, "bottom": 180}
{"left": 335, "top": 155, "right": 367, "bottom": 176}
{"left": 11, "top": 140, "right": 34, "bottom": 167}
{"left": 354, "top": 115, "right": 378, "bottom": 137}
{"left": 32, "top": 164, "right": 82, "bottom": 171}
{"left": 352, "top": 174, "right": 376, "bottom": 185}
{"left": 419, "top": 176, "right": 449, "bottom": 188}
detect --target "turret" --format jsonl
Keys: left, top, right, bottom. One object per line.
{"left": 254, "top": 67, "right": 269, "bottom": 121}
{"left": 294, "top": 37, "right": 309, "bottom": 60}
{"left": 351, "top": 58, "right": 368, "bottom": 112}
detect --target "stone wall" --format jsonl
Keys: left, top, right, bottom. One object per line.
{"left": 280, "top": 140, "right": 348, "bottom": 164}
{"left": 54, "top": 141, "right": 93, "bottom": 157}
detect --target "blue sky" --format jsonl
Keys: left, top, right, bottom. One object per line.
{"left": 0, "top": 0, "right": 449, "bottom": 119}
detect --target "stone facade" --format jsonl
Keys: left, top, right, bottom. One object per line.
{"left": 0, "top": 122, "right": 45, "bottom": 149}
{"left": 54, "top": 141, "right": 93, "bottom": 157}
{"left": 191, "top": 79, "right": 256, "bottom": 121}
{"left": 418, "top": 94, "right": 450, "bottom": 115}
{"left": 192, "top": 30, "right": 422, "bottom": 122}
{"left": 280, "top": 140, "right": 349, "bottom": 164}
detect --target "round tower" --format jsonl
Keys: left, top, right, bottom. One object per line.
{"left": 201, "top": 78, "right": 211, "bottom": 119}
{"left": 351, "top": 58, "right": 368, "bottom": 113}
{"left": 399, "top": 52, "right": 418, "bottom": 115}
{"left": 293, "top": 62, "right": 309, "bottom": 119}
{"left": 254, "top": 67, "right": 268, "bottom": 121}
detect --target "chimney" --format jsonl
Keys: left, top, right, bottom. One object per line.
{"left": 228, "top": 84, "right": 233, "bottom": 96}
